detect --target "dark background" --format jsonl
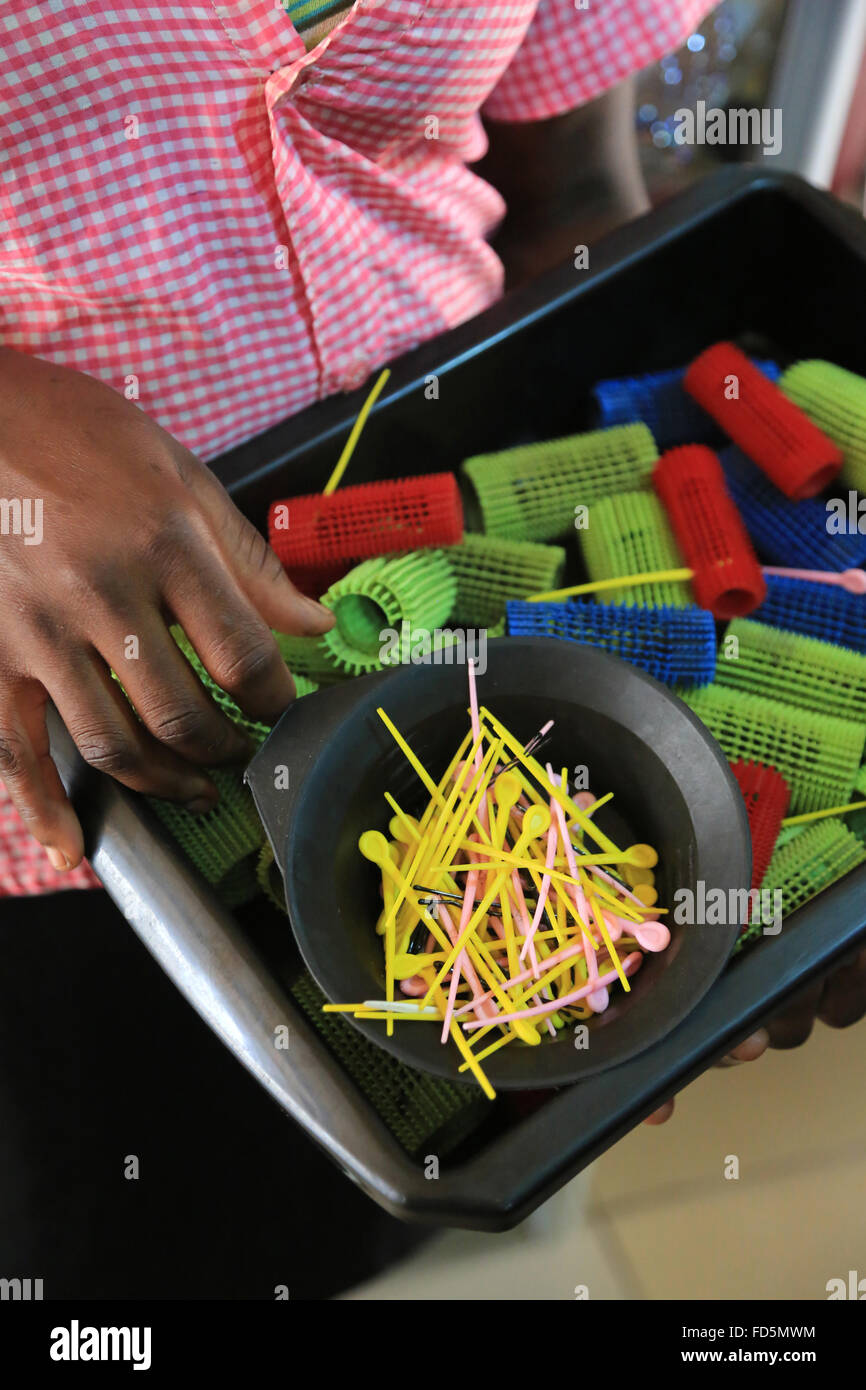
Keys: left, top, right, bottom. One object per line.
{"left": 0, "top": 888, "right": 429, "bottom": 1300}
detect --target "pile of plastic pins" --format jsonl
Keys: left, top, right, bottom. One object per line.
{"left": 324, "top": 664, "right": 669, "bottom": 1099}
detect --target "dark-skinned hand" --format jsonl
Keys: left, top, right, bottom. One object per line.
{"left": 0, "top": 347, "right": 333, "bottom": 873}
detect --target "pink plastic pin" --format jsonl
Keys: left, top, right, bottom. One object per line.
{"left": 519, "top": 789, "right": 559, "bottom": 968}
{"left": 761, "top": 566, "right": 866, "bottom": 594}
{"left": 462, "top": 952, "right": 644, "bottom": 1029}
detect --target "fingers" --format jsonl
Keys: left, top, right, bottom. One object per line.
{"left": 818, "top": 948, "right": 866, "bottom": 1030}
{"left": 163, "top": 546, "right": 302, "bottom": 724}
{"left": 642, "top": 1027, "right": 771, "bottom": 1127}
{"left": 765, "top": 980, "right": 824, "bottom": 1049}
{"left": 231, "top": 514, "right": 335, "bottom": 636}
{"left": 0, "top": 681, "right": 85, "bottom": 870}
{"left": 46, "top": 652, "right": 221, "bottom": 808}
{"left": 719, "top": 1028, "right": 770, "bottom": 1066}
{"left": 720, "top": 950, "right": 866, "bottom": 1057}
{"left": 187, "top": 470, "right": 335, "bottom": 636}
{"left": 644, "top": 1098, "right": 675, "bottom": 1125}
{"left": 94, "top": 615, "right": 250, "bottom": 768}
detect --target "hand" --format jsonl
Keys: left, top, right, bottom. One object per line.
{"left": 644, "top": 945, "right": 866, "bottom": 1124}
{"left": 644, "top": 1029, "right": 770, "bottom": 1126}
{"left": 762, "top": 946, "right": 866, "bottom": 1046}
{"left": 0, "top": 348, "right": 333, "bottom": 872}
{"left": 478, "top": 77, "right": 650, "bottom": 290}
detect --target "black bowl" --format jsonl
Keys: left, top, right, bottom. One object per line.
{"left": 246, "top": 638, "right": 751, "bottom": 1088}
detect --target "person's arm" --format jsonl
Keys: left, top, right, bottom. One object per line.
{"left": 0, "top": 347, "right": 333, "bottom": 872}
{"left": 477, "top": 74, "right": 650, "bottom": 290}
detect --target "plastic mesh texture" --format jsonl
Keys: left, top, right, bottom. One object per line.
{"left": 684, "top": 342, "right": 843, "bottom": 500}
{"left": 273, "top": 631, "right": 347, "bottom": 685}
{"left": 322, "top": 550, "right": 457, "bottom": 675}
{"left": 751, "top": 575, "right": 866, "bottom": 654}
{"left": 150, "top": 632, "right": 318, "bottom": 901}
{"left": 683, "top": 684, "right": 866, "bottom": 815}
{"left": 718, "top": 619, "right": 866, "bottom": 723}
{"left": 505, "top": 598, "right": 716, "bottom": 687}
{"left": 735, "top": 818, "right": 866, "bottom": 952}
{"left": 256, "top": 841, "right": 288, "bottom": 914}
{"left": 461, "top": 423, "right": 658, "bottom": 542}
{"left": 216, "top": 855, "right": 261, "bottom": 909}
{"left": 729, "top": 760, "right": 791, "bottom": 892}
{"left": 289, "top": 972, "right": 488, "bottom": 1156}
{"left": 149, "top": 766, "right": 266, "bottom": 891}
{"left": 720, "top": 445, "right": 866, "bottom": 571}
{"left": 268, "top": 473, "right": 463, "bottom": 569}
{"left": 781, "top": 359, "right": 866, "bottom": 493}
{"left": 446, "top": 534, "right": 566, "bottom": 626}
{"left": 580, "top": 490, "right": 692, "bottom": 607}
{"left": 592, "top": 358, "right": 781, "bottom": 449}
{"left": 772, "top": 823, "right": 809, "bottom": 854}
{"left": 653, "top": 445, "right": 766, "bottom": 619}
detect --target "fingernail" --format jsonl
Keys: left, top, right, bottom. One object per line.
{"left": 722, "top": 1027, "right": 770, "bottom": 1065}
{"left": 45, "top": 846, "right": 70, "bottom": 871}
{"left": 300, "top": 597, "right": 335, "bottom": 634}
{"left": 184, "top": 793, "right": 217, "bottom": 815}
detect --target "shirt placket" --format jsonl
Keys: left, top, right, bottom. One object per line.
{"left": 214, "top": 1, "right": 421, "bottom": 395}
{"left": 265, "top": 76, "right": 380, "bottom": 394}
{"left": 263, "top": 2, "right": 420, "bottom": 395}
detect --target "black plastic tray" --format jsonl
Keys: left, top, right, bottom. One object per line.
{"left": 54, "top": 167, "right": 866, "bottom": 1230}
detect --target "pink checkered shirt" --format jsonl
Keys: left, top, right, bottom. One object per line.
{"left": 0, "top": 0, "right": 711, "bottom": 896}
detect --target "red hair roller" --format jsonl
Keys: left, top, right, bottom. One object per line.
{"left": 268, "top": 473, "right": 463, "bottom": 571}
{"left": 730, "top": 760, "right": 790, "bottom": 893}
{"left": 285, "top": 563, "right": 348, "bottom": 600}
{"left": 683, "top": 342, "right": 842, "bottom": 500}
{"left": 653, "top": 445, "right": 766, "bottom": 619}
